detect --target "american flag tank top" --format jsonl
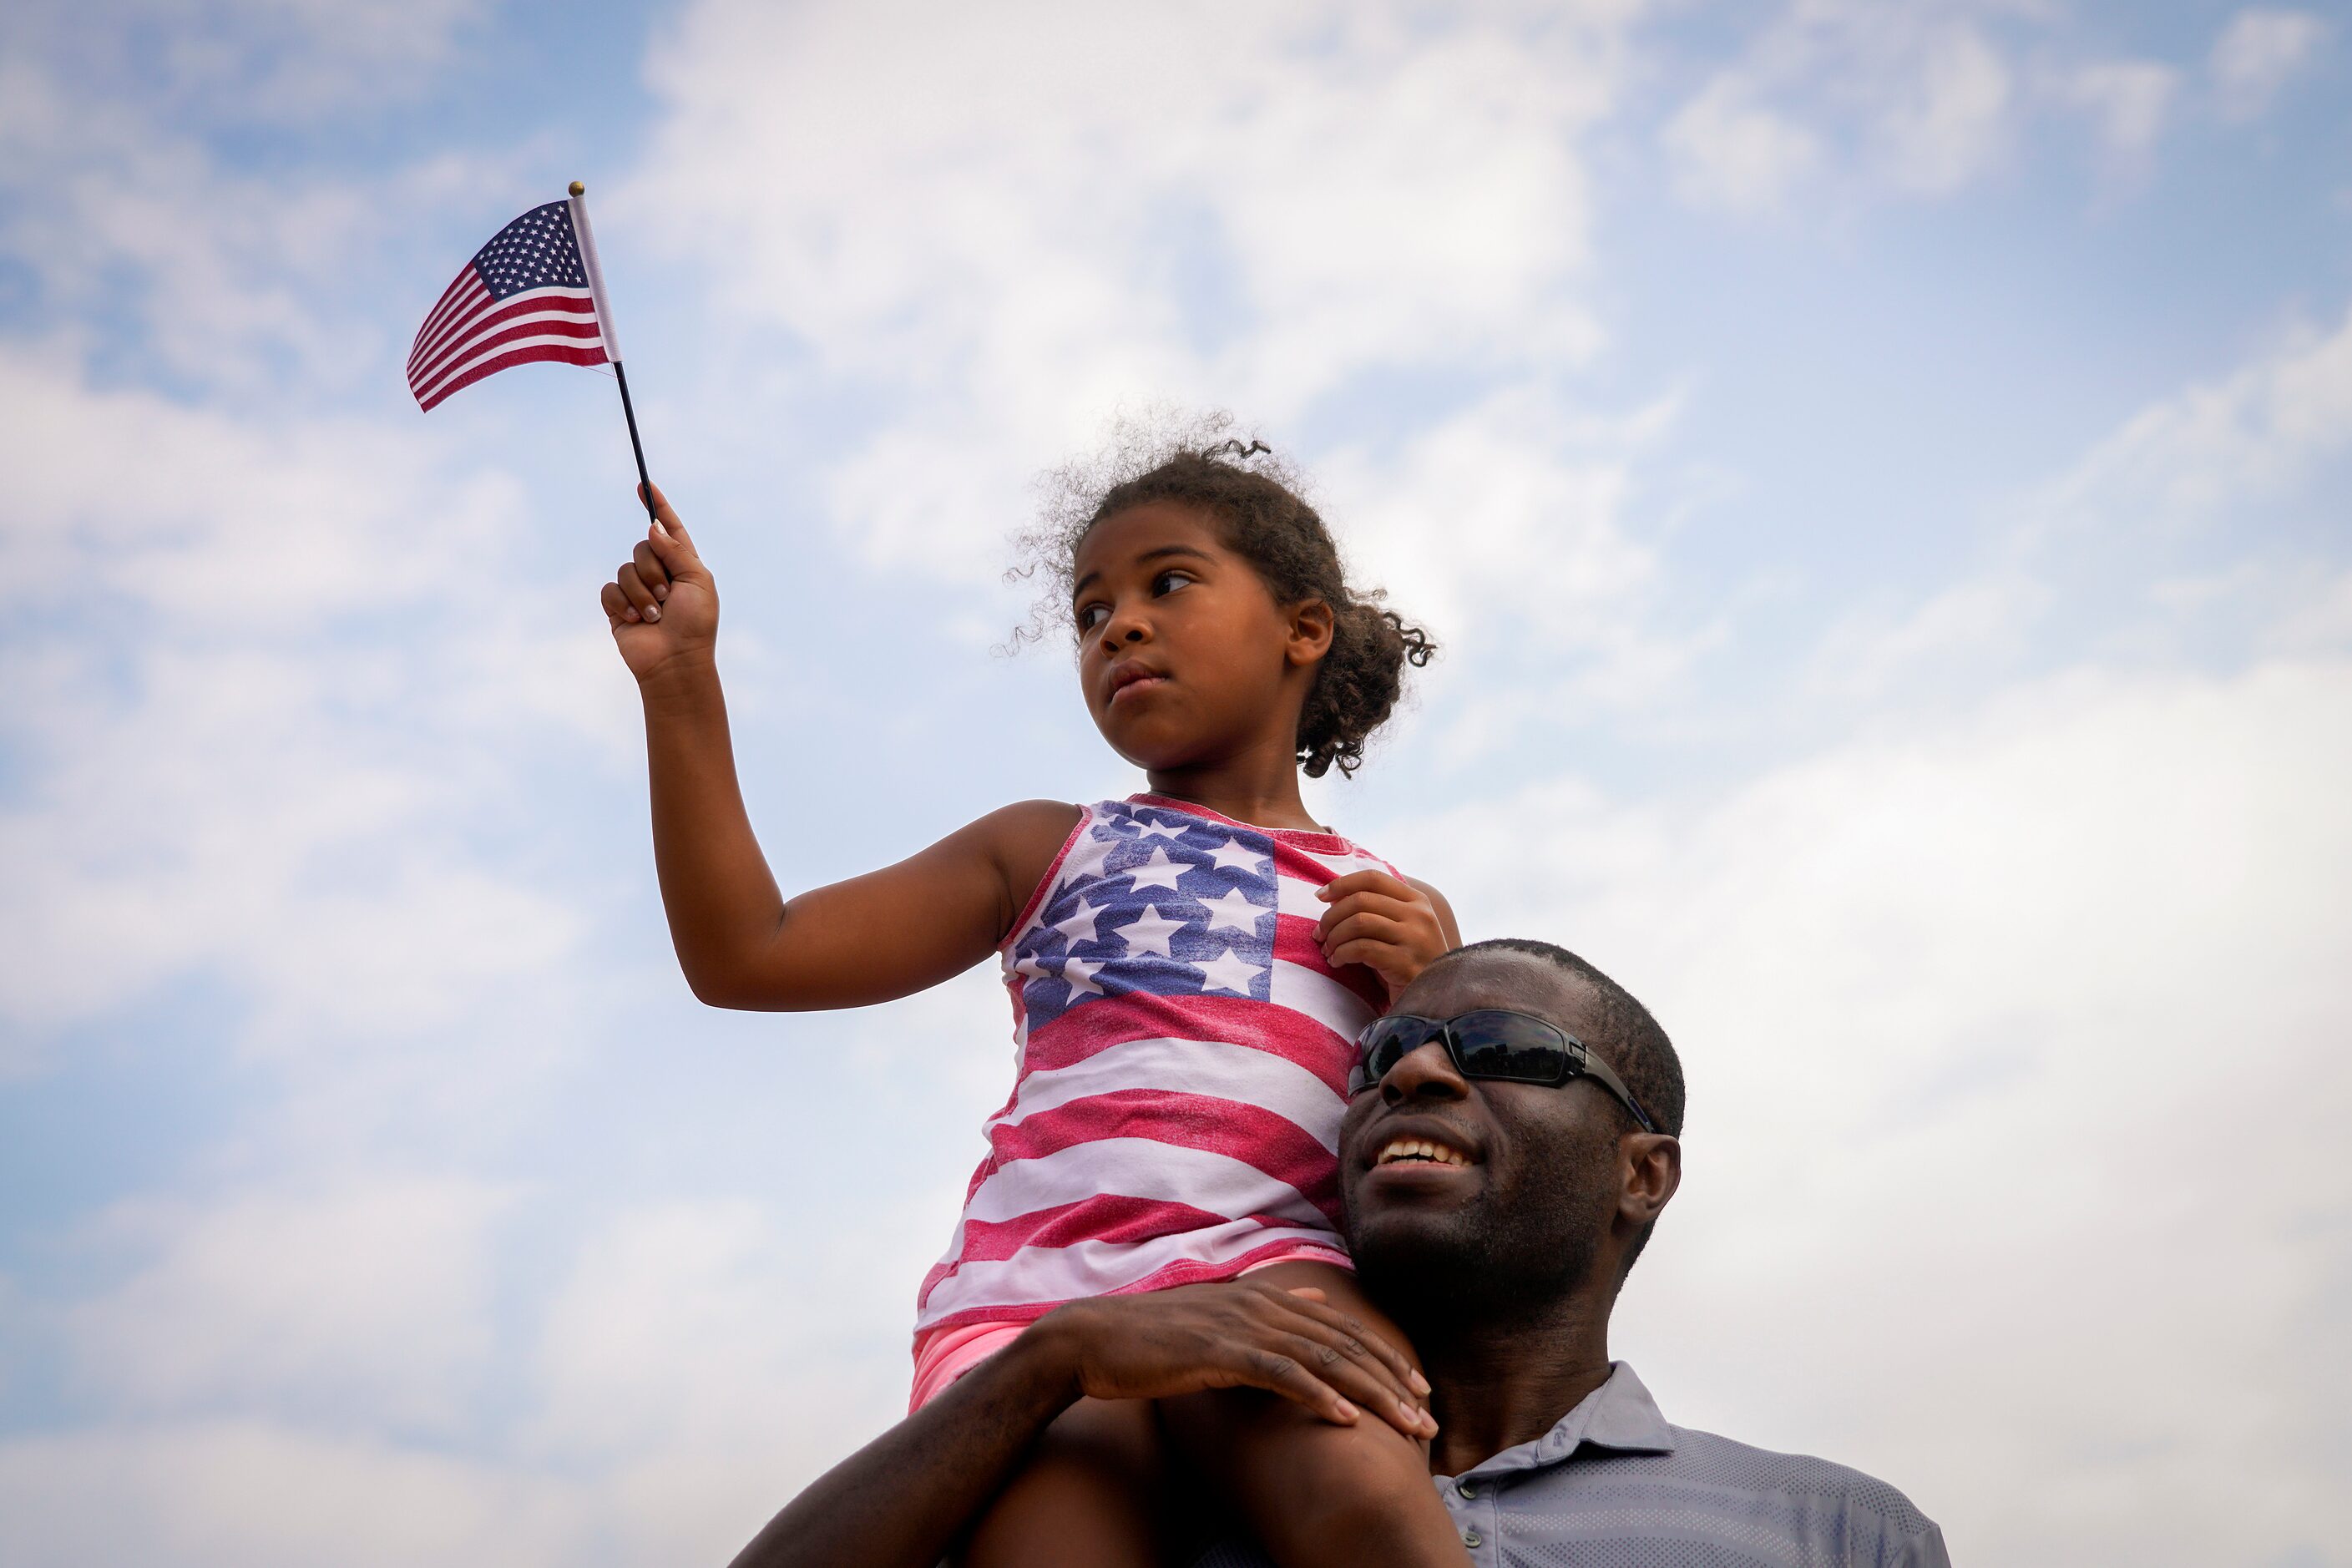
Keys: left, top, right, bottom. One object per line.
{"left": 913, "top": 795, "right": 1405, "bottom": 1335}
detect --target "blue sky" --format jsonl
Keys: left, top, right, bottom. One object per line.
{"left": 3, "top": 2, "right": 2348, "bottom": 1563}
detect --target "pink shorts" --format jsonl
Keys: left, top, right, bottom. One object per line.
{"left": 908, "top": 1247, "right": 1349, "bottom": 1411}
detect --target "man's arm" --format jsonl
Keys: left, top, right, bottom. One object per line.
{"left": 726, "top": 1328, "right": 1075, "bottom": 1568}
{"left": 726, "top": 1282, "right": 1435, "bottom": 1568}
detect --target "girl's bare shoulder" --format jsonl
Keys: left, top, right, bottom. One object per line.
{"left": 966, "top": 798, "right": 1087, "bottom": 919}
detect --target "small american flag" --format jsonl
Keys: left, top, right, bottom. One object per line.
{"left": 407, "top": 200, "right": 610, "bottom": 411}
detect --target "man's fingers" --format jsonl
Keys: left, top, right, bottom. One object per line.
{"left": 630, "top": 539, "right": 671, "bottom": 600}
{"left": 1254, "top": 1287, "right": 1429, "bottom": 1426}
{"left": 1272, "top": 1304, "right": 1435, "bottom": 1430}
{"left": 1280, "top": 1294, "right": 1426, "bottom": 1395}
{"left": 1237, "top": 1343, "right": 1358, "bottom": 1427}
{"left": 599, "top": 580, "right": 635, "bottom": 625}
{"left": 1261, "top": 1332, "right": 1433, "bottom": 1438}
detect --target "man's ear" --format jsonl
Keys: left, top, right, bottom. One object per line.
{"left": 1286, "top": 599, "right": 1335, "bottom": 667}
{"left": 1621, "top": 1133, "right": 1681, "bottom": 1229}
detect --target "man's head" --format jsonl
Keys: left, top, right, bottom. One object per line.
{"left": 1338, "top": 940, "right": 1685, "bottom": 1332}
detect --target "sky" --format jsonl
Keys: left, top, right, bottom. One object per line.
{"left": 0, "top": 1, "right": 2347, "bottom": 1563}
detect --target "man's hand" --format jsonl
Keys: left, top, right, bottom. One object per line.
{"left": 1316, "top": 871, "right": 1454, "bottom": 1001}
{"left": 1029, "top": 1281, "right": 1437, "bottom": 1439}
{"left": 599, "top": 483, "right": 718, "bottom": 684}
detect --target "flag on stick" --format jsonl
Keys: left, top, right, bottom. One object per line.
{"left": 407, "top": 184, "right": 656, "bottom": 518}
{"left": 407, "top": 199, "right": 608, "bottom": 409}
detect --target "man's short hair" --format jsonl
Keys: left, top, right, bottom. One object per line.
{"left": 1444, "top": 938, "right": 1686, "bottom": 1139}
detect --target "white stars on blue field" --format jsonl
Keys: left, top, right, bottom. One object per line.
{"left": 468, "top": 200, "right": 589, "bottom": 301}
{"left": 1011, "top": 803, "right": 1282, "bottom": 1024}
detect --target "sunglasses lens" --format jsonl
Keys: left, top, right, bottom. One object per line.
{"left": 1449, "top": 1011, "right": 1570, "bottom": 1083}
{"left": 1351, "top": 1018, "right": 1434, "bottom": 1092}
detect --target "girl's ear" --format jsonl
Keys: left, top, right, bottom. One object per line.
{"left": 1285, "top": 598, "right": 1335, "bottom": 667}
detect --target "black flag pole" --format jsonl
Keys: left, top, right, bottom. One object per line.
{"left": 566, "top": 180, "right": 659, "bottom": 526}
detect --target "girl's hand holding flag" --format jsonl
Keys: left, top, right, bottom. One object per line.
{"left": 408, "top": 182, "right": 659, "bottom": 526}
{"left": 601, "top": 484, "right": 718, "bottom": 685}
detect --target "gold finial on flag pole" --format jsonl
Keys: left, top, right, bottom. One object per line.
{"left": 569, "top": 180, "right": 585, "bottom": 196}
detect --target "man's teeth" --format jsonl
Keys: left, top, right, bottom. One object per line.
{"left": 1376, "top": 1138, "right": 1469, "bottom": 1167}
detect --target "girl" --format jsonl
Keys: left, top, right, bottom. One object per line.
{"left": 599, "top": 437, "right": 1469, "bottom": 1566}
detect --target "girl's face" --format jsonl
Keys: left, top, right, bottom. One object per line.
{"left": 1070, "top": 500, "right": 1333, "bottom": 772}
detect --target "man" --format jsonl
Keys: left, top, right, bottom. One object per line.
{"left": 732, "top": 938, "right": 1951, "bottom": 1566}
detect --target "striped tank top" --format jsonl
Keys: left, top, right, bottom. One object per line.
{"left": 913, "top": 795, "right": 1404, "bottom": 1335}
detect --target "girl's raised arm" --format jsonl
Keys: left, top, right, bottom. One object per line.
{"left": 603, "top": 486, "right": 1080, "bottom": 1011}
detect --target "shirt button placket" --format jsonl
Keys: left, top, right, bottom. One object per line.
{"left": 1454, "top": 1479, "right": 1495, "bottom": 1559}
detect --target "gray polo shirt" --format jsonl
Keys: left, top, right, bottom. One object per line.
{"left": 1196, "top": 1363, "right": 1950, "bottom": 1568}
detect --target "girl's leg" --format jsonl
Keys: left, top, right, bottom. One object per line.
{"left": 1159, "top": 1262, "right": 1469, "bottom": 1568}
{"left": 957, "top": 1394, "right": 1166, "bottom": 1568}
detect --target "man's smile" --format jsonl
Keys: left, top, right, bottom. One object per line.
{"left": 1353, "top": 1113, "right": 1485, "bottom": 1196}
{"left": 1373, "top": 1134, "right": 1472, "bottom": 1167}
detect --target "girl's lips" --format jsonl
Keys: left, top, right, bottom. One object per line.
{"left": 1107, "top": 670, "right": 1168, "bottom": 706}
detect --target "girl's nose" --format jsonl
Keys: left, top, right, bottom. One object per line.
{"left": 1099, "top": 606, "right": 1150, "bottom": 650}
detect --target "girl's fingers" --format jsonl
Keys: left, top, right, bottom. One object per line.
{"left": 1315, "top": 869, "right": 1413, "bottom": 904}
{"left": 1319, "top": 910, "right": 1407, "bottom": 953}
{"left": 599, "top": 580, "right": 633, "bottom": 625}
{"left": 1315, "top": 890, "right": 1414, "bottom": 940}
{"left": 630, "top": 539, "right": 671, "bottom": 600}
{"left": 1325, "top": 938, "right": 1407, "bottom": 977}
{"left": 640, "top": 483, "right": 697, "bottom": 553}
{"left": 644, "top": 515, "right": 702, "bottom": 578}
{"left": 616, "top": 564, "right": 662, "bottom": 621}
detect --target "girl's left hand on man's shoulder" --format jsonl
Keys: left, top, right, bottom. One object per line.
{"left": 1313, "top": 871, "right": 1455, "bottom": 1000}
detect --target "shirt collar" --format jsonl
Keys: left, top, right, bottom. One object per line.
{"left": 1454, "top": 1362, "right": 1677, "bottom": 1480}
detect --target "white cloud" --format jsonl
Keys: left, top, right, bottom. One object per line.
{"left": 2060, "top": 58, "right": 2178, "bottom": 157}
{"left": 64, "top": 1177, "right": 511, "bottom": 1430}
{"left": 0, "top": 1423, "right": 590, "bottom": 1568}
{"left": 1657, "top": 5, "right": 2030, "bottom": 208}
{"left": 1663, "top": 76, "right": 1822, "bottom": 213}
{"left": 1380, "top": 659, "right": 2352, "bottom": 1565}
{"left": 2211, "top": 8, "right": 2329, "bottom": 119}
{"left": 523, "top": 1197, "right": 929, "bottom": 1563}
{"left": 1803, "top": 570, "right": 2050, "bottom": 702}
{"left": 629, "top": 0, "right": 1635, "bottom": 575}
{"left": 1317, "top": 385, "right": 1686, "bottom": 689}
{"left": 1877, "top": 22, "right": 2012, "bottom": 193}
{"left": 2043, "top": 301, "right": 2352, "bottom": 527}
{"left": 1, "top": 0, "right": 490, "bottom": 124}
{"left": 0, "top": 346, "right": 603, "bottom": 1069}
{"left": 0, "top": 48, "right": 528, "bottom": 396}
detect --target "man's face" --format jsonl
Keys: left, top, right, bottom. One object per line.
{"left": 1338, "top": 950, "right": 1673, "bottom": 1323}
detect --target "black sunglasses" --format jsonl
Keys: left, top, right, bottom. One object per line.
{"left": 1349, "top": 1009, "right": 1659, "bottom": 1133}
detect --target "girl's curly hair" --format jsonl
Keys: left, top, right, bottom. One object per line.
{"left": 1013, "top": 413, "right": 1434, "bottom": 779}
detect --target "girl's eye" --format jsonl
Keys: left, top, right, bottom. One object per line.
{"left": 1151, "top": 569, "right": 1194, "bottom": 596}
{"left": 1077, "top": 604, "right": 1109, "bottom": 630}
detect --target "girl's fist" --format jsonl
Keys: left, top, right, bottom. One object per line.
{"left": 600, "top": 483, "right": 718, "bottom": 682}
